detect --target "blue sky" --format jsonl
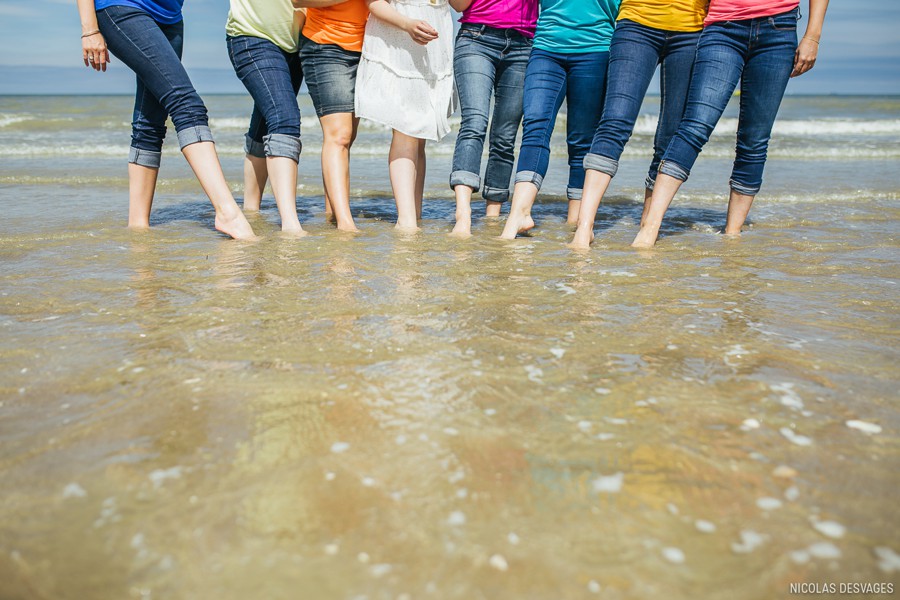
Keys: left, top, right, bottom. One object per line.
{"left": 1, "top": 0, "right": 899, "bottom": 94}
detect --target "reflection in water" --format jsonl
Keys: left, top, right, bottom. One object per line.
{"left": 0, "top": 196, "right": 899, "bottom": 599}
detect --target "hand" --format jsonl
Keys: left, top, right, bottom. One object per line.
{"left": 82, "top": 32, "right": 110, "bottom": 72}
{"left": 404, "top": 19, "right": 438, "bottom": 46}
{"left": 791, "top": 37, "right": 818, "bottom": 78}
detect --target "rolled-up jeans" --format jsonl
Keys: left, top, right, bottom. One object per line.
{"left": 658, "top": 9, "right": 799, "bottom": 195}
{"left": 583, "top": 19, "right": 699, "bottom": 189}
{"left": 450, "top": 24, "right": 531, "bottom": 203}
{"left": 97, "top": 5, "right": 214, "bottom": 169}
{"left": 515, "top": 48, "right": 609, "bottom": 201}
{"left": 227, "top": 35, "right": 303, "bottom": 163}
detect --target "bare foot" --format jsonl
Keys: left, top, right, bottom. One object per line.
{"left": 485, "top": 201, "right": 502, "bottom": 218}
{"left": 631, "top": 225, "right": 659, "bottom": 248}
{"left": 215, "top": 211, "right": 257, "bottom": 241}
{"left": 499, "top": 213, "right": 534, "bottom": 239}
{"left": 336, "top": 221, "right": 361, "bottom": 233}
{"left": 450, "top": 211, "right": 472, "bottom": 238}
{"left": 567, "top": 226, "right": 594, "bottom": 250}
{"left": 395, "top": 221, "right": 420, "bottom": 233}
{"left": 281, "top": 225, "right": 309, "bottom": 238}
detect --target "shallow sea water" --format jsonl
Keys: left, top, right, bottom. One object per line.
{"left": 1, "top": 96, "right": 899, "bottom": 599}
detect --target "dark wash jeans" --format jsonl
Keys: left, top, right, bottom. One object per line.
{"left": 450, "top": 24, "right": 531, "bottom": 203}
{"left": 516, "top": 47, "right": 610, "bottom": 200}
{"left": 584, "top": 19, "right": 699, "bottom": 189}
{"left": 659, "top": 9, "right": 799, "bottom": 195}
{"left": 227, "top": 35, "right": 303, "bottom": 162}
{"left": 97, "top": 5, "right": 213, "bottom": 169}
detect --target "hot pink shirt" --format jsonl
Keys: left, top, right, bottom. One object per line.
{"left": 705, "top": 0, "right": 799, "bottom": 26}
{"left": 459, "top": 0, "right": 540, "bottom": 38}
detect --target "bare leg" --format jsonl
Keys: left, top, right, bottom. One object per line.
{"left": 320, "top": 113, "right": 360, "bottom": 232}
{"left": 639, "top": 186, "right": 652, "bottom": 227}
{"left": 324, "top": 191, "right": 335, "bottom": 222}
{"left": 499, "top": 181, "right": 538, "bottom": 239}
{"left": 242, "top": 154, "right": 267, "bottom": 212}
{"left": 181, "top": 141, "right": 256, "bottom": 240}
{"left": 389, "top": 130, "right": 422, "bottom": 231}
{"left": 127, "top": 163, "right": 159, "bottom": 229}
{"left": 415, "top": 141, "right": 426, "bottom": 220}
{"left": 724, "top": 189, "right": 755, "bottom": 235}
{"left": 266, "top": 156, "right": 306, "bottom": 236}
{"left": 451, "top": 185, "right": 473, "bottom": 237}
{"left": 485, "top": 200, "right": 502, "bottom": 218}
{"left": 567, "top": 199, "right": 581, "bottom": 224}
{"left": 631, "top": 173, "right": 682, "bottom": 248}
{"left": 569, "top": 170, "right": 611, "bottom": 249}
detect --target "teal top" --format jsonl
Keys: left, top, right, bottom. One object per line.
{"left": 533, "top": 0, "right": 621, "bottom": 54}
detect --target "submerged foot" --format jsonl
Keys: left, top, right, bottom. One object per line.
{"left": 567, "top": 227, "right": 595, "bottom": 250}
{"left": 499, "top": 213, "right": 534, "bottom": 239}
{"left": 631, "top": 226, "right": 659, "bottom": 249}
{"left": 450, "top": 213, "right": 472, "bottom": 238}
{"left": 215, "top": 211, "right": 258, "bottom": 241}
{"left": 395, "top": 221, "right": 421, "bottom": 233}
{"left": 281, "top": 224, "right": 309, "bottom": 238}
{"left": 336, "top": 220, "right": 361, "bottom": 233}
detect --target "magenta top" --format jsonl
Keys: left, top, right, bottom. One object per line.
{"left": 705, "top": 0, "right": 800, "bottom": 25}
{"left": 459, "top": 0, "right": 540, "bottom": 39}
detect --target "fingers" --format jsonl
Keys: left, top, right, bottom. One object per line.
{"left": 82, "top": 35, "right": 109, "bottom": 72}
{"left": 791, "top": 39, "right": 818, "bottom": 78}
{"left": 791, "top": 54, "right": 816, "bottom": 78}
{"left": 414, "top": 21, "right": 438, "bottom": 39}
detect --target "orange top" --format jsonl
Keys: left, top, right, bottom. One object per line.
{"left": 303, "top": 0, "right": 369, "bottom": 53}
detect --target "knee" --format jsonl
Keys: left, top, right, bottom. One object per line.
{"left": 521, "top": 117, "right": 549, "bottom": 146}
{"left": 735, "top": 132, "right": 771, "bottom": 159}
{"left": 490, "top": 135, "right": 516, "bottom": 160}
{"left": 131, "top": 121, "right": 167, "bottom": 152}
{"left": 323, "top": 126, "right": 354, "bottom": 149}
{"left": 458, "top": 111, "right": 489, "bottom": 139}
{"left": 166, "top": 88, "right": 209, "bottom": 130}
{"left": 263, "top": 107, "right": 302, "bottom": 138}
{"left": 677, "top": 118, "right": 715, "bottom": 151}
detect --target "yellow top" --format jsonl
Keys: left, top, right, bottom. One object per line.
{"left": 617, "top": 0, "right": 708, "bottom": 32}
{"left": 226, "top": 0, "right": 302, "bottom": 54}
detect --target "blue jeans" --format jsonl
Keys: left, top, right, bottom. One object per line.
{"left": 450, "top": 24, "right": 531, "bottom": 203}
{"left": 659, "top": 9, "right": 799, "bottom": 195}
{"left": 299, "top": 35, "right": 360, "bottom": 118}
{"left": 584, "top": 20, "right": 699, "bottom": 189}
{"left": 516, "top": 48, "right": 609, "bottom": 200}
{"left": 97, "top": 5, "right": 213, "bottom": 169}
{"left": 227, "top": 35, "right": 303, "bottom": 162}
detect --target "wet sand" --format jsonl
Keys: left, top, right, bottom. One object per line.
{"left": 1, "top": 95, "right": 899, "bottom": 599}
{"left": 1, "top": 189, "right": 899, "bottom": 599}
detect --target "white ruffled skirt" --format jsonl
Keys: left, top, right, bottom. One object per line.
{"left": 354, "top": 0, "right": 457, "bottom": 141}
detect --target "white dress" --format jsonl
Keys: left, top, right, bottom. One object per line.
{"left": 355, "top": 0, "right": 457, "bottom": 141}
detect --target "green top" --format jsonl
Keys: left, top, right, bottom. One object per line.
{"left": 533, "top": 0, "right": 621, "bottom": 54}
{"left": 226, "top": 0, "right": 300, "bottom": 53}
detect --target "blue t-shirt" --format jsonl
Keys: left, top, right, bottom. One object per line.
{"left": 533, "top": 0, "right": 621, "bottom": 53}
{"left": 95, "top": 0, "right": 184, "bottom": 25}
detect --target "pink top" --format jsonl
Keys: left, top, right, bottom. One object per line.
{"left": 705, "top": 0, "right": 799, "bottom": 26}
{"left": 459, "top": 0, "right": 540, "bottom": 39}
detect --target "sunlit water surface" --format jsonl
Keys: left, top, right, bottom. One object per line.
{"left": 1, "top": 96, "right": 899, "bottom": 599}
